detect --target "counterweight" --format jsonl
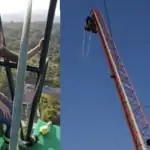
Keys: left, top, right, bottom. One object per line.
{"left": 84, "top": 8, "right": 150, "bottom": 150}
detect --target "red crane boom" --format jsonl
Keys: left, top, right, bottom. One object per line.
{"left": 84, "top": 8, "right": 150, "bottom": 150}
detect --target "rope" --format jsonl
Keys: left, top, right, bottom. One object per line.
{"left": 86, "top": 35, "right": 92, "bottom": 57}
{"left": 104, "top": 0, "right": 112, "bottom": 36}
{"left": 9, "top": 0, "right": 32, "bottom": 149}
{"left": 82, "top": 30, "right": 92, "bottom": 57}
{"left": 82, "top": 30, "right": 86, "bottom": 56}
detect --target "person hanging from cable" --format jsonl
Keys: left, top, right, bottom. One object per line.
{"left": 0, "top": 31, "right": 44, "bottom": 63}
{"left": 84, "top": 16, "right": 97, "bottom": 33}
{"left": 84, "top": 16, "right": 92, "bottom": 32}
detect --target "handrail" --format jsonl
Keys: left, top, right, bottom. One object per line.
{"left": 9, "top": 0, "right": 32, "bottom": 149}
{"left": 26, "top": 0, "right": 58, "bottom": 140}
{"left": 39, "top": 0, "right": 58, "bottom": 70}
{"left": 0, "top": 60, "right": 40, "bottom": 73}
{"left": 25, "top": 58, "right": 49, "bottom": 140}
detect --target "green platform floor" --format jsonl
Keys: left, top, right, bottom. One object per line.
{"left": 0, "top": 136, "right": 4, "bottom": 149}
{"left": 0, "top": 120, "right": 60, "bottom": 150}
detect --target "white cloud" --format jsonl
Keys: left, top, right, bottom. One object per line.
{"left": 0, "top": 0, "right": 60, "bottom": 16}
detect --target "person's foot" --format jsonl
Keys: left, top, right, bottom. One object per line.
{"left": 1, "top": 142, "right": 9, "bottom": 150}
{"left": 1, "top": 135, "right": 10, "bottom": 150}
{"left": 3, "top": 134, "right": 10, "bottom": 145}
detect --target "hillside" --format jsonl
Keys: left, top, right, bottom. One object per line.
{"left": 0, "top": 22, "right": 60, "bottom": 126}
{"left": 0, "top": 22, "right": 60, "bottom": 95}
{"left": 2, "top": 13, "right": 60, "bottom": 22}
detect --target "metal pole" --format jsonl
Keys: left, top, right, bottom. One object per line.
{"left": 39, "top": 0, "right": 58, "bottom": 71}
{"left": 26, "top": 0, "right": 57, "bottom": 140}
{"left": 25, "top": 59, "right": 49, "bottom": 140}
{"left": 9, "top": 0, "right": 32, "bottom": 150}
{"left": 0, "top": 60, "right": 40, "bottom": 73}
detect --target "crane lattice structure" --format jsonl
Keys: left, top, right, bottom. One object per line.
{"left": 0, "top": 0, "right": 60, "bottom": 150}
{"left": 84, "top": 8, "right": 150, "bottom": 150}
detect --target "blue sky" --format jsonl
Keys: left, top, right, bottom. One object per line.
{"left": 61, "top": 0, "right": 150, "bottom": 149}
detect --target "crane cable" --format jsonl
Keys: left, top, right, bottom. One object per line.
{"left": 104, "top": 0, "right": 112, "bottom": 37}
{"left": 82, "top": 31, "right": 92, "bottom": 57}
{"left": 82, "top": 30, "right": 86, "bottom": 56}
{"left": 86, "top": 35, "right": 92, "bottom": 57}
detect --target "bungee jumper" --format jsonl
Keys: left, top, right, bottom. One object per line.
{"left": 84, "top": 16, "right": 97, "bottom": 33}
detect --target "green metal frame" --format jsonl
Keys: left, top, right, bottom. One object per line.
{"left": 0, "top": 120, "right": 60, "bottom": 150}
{"left": 26, "top": 120, "right": 60, "bottom": 150}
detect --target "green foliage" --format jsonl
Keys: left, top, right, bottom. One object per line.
{"left": 39, "top": 94, "right": 60, "bottom": 124}
{"left": 0, "top": 21, "right": 60, "bottom": 91}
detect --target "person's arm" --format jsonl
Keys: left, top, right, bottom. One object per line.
{"left": 27, "top": 43, "right": 41, "bottom": 60}
{"left": 27, "top": 38, "right": 44, "bottom": 60}
{"left": 0, "top": 38, "right": 44, "bottom": 63}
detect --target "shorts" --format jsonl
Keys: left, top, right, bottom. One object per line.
{"left": 0, "top": 98, "right": 12, "bottom": 137}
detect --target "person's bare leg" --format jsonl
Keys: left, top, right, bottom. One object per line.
{"left": 0, "top": 38, "right": 44, "bottom": 63}
{"left": 0, "top": 47, "right": 18, "bottom": 63}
